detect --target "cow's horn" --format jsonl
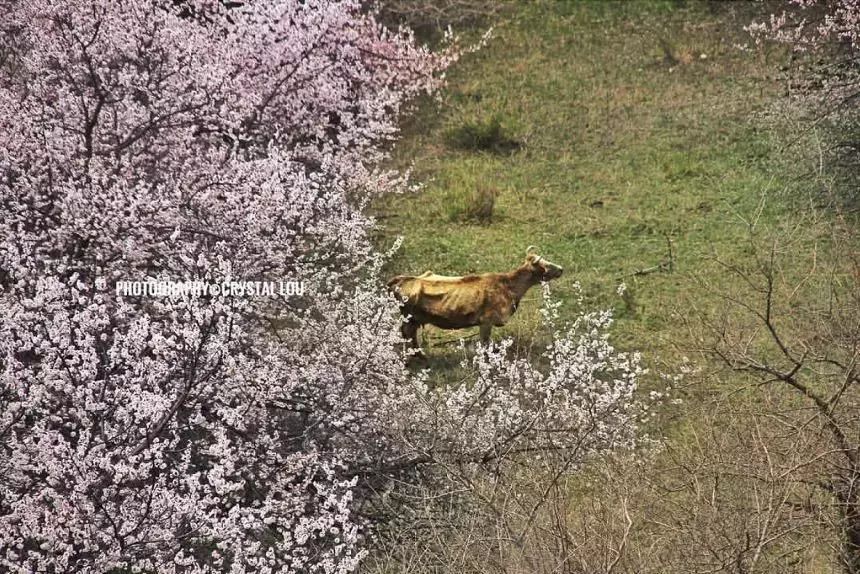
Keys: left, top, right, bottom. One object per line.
{"left": 526, "top": 245, "right": 538, "bottom": 256}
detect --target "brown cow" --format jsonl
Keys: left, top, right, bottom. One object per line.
{"left": 388, "top": 247, "right": 563, "bottom": 351}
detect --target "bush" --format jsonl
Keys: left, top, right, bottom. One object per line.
{"left": 444, "top": 115, "right": 521, "bottom": 153}
{"left": 463, "top": 183, "right": 499, "bottom": 223}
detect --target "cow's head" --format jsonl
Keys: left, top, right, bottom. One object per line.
{"left": 524, "top": 246, "right": 563, "bottom": 280}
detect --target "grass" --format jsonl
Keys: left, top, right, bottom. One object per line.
{"left": 374, "top": 1, "right": 806, "bottom": 371}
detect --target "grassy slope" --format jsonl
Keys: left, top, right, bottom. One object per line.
{"left": 374, "top": 0, "right": 798, "bottom": 367}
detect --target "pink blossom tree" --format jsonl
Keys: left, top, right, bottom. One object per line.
{"left": 0, "top": 1, "right": 645, "bottom": 573}
{"left": 749, "top": 0, "right": 860, "bottom": 116}
{"left": 749, "top": 0, "right": 860, "bottom": 50}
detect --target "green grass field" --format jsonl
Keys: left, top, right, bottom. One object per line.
{"left": 374, "top": 1, "right": 819, "bottom": 370}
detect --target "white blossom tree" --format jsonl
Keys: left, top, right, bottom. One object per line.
{"left": 0, "top": 2, "right": 645, "bottom": 573}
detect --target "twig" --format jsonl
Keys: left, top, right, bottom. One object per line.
{"left": 615, "top": 260, "right": 671, "bottom": 281}
{"left": 615, "top": 234, "right": 675, "bottom": 281}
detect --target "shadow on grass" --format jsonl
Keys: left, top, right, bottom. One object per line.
{"left": 444, "top": 115, "right": 522, "bottom": 154}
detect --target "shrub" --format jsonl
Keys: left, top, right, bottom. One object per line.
{"left": 463, "top": 183, "right": 499, "bottom": 223}
{"left": 444, "top": 115, "right": 521, "bottom": 153}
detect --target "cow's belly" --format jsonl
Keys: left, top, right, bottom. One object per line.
{"left": 410, "top": 308, "right": 480, "bottom": 330}
{"left": 399, "top": 283, "right": 514, "bottom": 329}
{"left": 429, "top": 317, "right": 479, "bottom": 329}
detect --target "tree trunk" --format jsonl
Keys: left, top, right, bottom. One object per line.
{"left": 840, "top": 486, "right": 860, "bottom": 574}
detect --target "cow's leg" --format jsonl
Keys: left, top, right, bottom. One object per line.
{"left": 479, "top": 323, "right": 492, "bottom": 346}
{"left": 401, "top": 319, "right": 422, "bottom": 354}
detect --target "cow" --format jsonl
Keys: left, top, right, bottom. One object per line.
{"left": 387, "top": 246, "right": 563, "bottom": 352}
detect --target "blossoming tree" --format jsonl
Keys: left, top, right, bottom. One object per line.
{"left": 749, "top": 0, "right": 860, "bottom": 116}
{"left": 0, "top": 1, "right": 644, "bottom": 572}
